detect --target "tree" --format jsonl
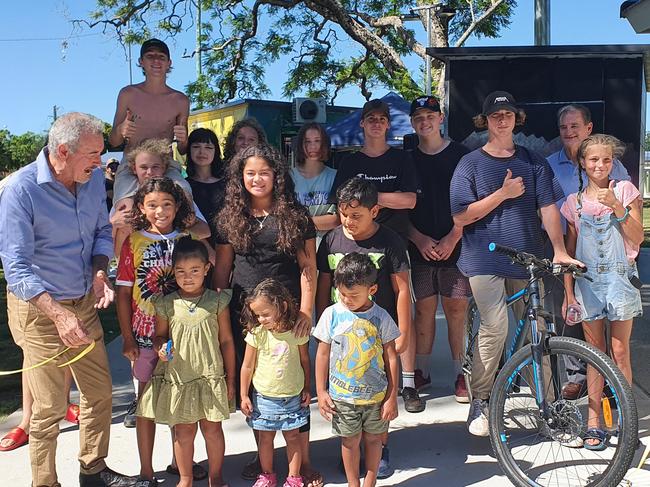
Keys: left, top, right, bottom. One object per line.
{"left": 79, "top": 0, "right": 515, "bottom": 107}
{"left": 0, "top": 132, "right": 47, "bottom": 174}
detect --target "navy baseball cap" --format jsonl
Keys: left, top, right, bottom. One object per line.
{"left": 410, "top": 95, "right": 442, "bottom": 116}
{"left": 482, "top": 91, "right": 517, "bottom": 116}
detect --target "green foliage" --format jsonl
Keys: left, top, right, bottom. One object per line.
{"left": 0, "top": 131, "right": 47, "bottom": 173}
{"left": 645, "top": 131, "right": 650, "bottom": 151}
{"left": 83, "top": 0, "right": 516, "bottom": 106}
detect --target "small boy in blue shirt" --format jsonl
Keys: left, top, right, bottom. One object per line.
{"left": 314, "top": 252, "right": 400, "bottom": 487}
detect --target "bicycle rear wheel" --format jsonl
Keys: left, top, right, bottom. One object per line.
{"left": 489, "top": 337, "right": 637, "bottom": 487}
{"left": 462, "top": 298, "right": 480, "bottom": 402}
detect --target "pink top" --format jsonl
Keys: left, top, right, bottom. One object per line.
{"left": 560, "top": 180, "right": 641, "bottom": 260}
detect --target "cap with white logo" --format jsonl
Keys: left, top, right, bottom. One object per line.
{"left": 482, "top": 91, "right": 517, "bottom": 116}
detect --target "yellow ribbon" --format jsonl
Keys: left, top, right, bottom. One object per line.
{"left": 0, "top": 341, "right": 96, "bottom": 376}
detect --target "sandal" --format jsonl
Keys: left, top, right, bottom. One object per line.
{"left": 165, "top": 463, "right": 208, "bottom": 481}
{"left": 583, "top": 428, "right": 608, "bottom": 451}
{"left": 65, "top": 404, "right": 80, "bottom": 424}
{"left": 302, "top": 470, "right": 324, "bottom": 487}
{"left": 0, "top": 427, "right": 28, "bottom": 452}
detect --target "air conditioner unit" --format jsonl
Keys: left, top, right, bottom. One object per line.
{"left": 292, "top": 97, "right": 327, "bottom": 124}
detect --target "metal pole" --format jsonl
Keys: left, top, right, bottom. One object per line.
{"left": 534, "top": 0, "right": 550, "bottom": 46}
{"left": 196, "top": 0, "right": 202, "bottom": 76}
{"left": 127, "top": 20, "right": 133, "bottom": 84}
{"left": 425, "top": 8, "right": 432, "bottom": 95}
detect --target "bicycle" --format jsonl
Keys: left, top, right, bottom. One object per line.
{"left": 474, "top": 243, "right": 638, "bottom": 487}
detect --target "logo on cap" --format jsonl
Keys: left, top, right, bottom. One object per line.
{"left": 494, "top": 96, "right": 509, "bottom": 103}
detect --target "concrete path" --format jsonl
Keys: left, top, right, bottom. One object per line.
{"left": 3, "top": 306, "right": 650, "bottom": 486}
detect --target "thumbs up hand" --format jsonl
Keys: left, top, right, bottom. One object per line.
{"left": 119, "top": 109, "right": 137, "bottom": 142}
{"left": 500, "top": 168, "right": 525, "bottom": 200}
{"left": 596, "top": 179, "right": 619, "bottom": 209}
{"left": 173, "top": 116, "right": 188, "bottom": 146}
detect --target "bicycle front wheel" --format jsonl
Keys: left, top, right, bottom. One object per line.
{"left": 489, "top": 337, "right": 637, "bottom": 487}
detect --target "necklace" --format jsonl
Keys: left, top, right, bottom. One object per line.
{"left": 178, "top": 289, "right": 205, "bottom": 314}
{"left": 252, "top": 211, "right": 270, "bottom": 229}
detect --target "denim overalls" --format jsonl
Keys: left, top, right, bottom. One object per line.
{"left": 574, "top": 189, "right": 642, "bottom": 322}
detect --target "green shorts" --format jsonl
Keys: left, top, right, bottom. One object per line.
{"left": 332, "top": 400, "right": 388, "bottom": 437}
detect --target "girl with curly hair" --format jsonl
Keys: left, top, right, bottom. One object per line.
{"left": 222, "top": 118, "right": 267, "bottom": 165}
{"left": 115, "top": 177, "right": 196, "bottom": 486}
{"left": 213, "top": 144, "right": 323, "bottom": 487}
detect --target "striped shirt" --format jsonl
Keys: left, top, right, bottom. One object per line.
{"left": 450, "top": 146, "right": 563, "bottom": 279}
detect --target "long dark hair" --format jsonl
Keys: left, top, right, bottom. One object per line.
{"left": 216, "top": 144, "right": 311, "bottom": 255}
{"left": 222, "top": 118, "right": 267, "bottom": 163}
{"left": 130, "top": 177, "right": 194, "bottom": 232}
{"left": 241, "top": 278, "right": 298, "bottom": 334}
{"left": 186, "top": 128, "right": 223, "bottom": 178}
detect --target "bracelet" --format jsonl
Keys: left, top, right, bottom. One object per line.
{"left": 615, "top": 206, "right": 630, "bottom": 223}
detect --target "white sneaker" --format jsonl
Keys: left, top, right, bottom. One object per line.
{"left": 467, "top": 399, "right": 489, "bottom": 437}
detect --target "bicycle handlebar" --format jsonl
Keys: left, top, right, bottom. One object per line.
{"left": 488, "top": 242, "right": 590, "bottom": 280}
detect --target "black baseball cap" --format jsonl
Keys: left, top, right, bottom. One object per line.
{"left": 140, "top": 38, "right": 170, "bottom": 58}
{"left": 361, "top": 99, "right": 390, "bottom": 120}
{"left": 410, "top": 95, "right": 442, "bottom": 116}
{"left": 482, "top": 91, "right": 517, "bottom": 116}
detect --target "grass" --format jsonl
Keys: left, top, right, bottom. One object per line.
{"left": 0, "top": 270, "right": 121, "bottom": 420}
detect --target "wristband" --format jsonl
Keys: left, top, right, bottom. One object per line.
{"left": 615, "top": 206, "right": 630, "bottom": 223}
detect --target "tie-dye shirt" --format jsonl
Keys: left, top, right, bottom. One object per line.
{"left": 313, "top": 302, "right": 400, "bottom": 405}
{"left": 245, "top": 327, "right": 309, "bottom": 397}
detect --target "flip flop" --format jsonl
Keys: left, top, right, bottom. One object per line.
{"left": 166, "top": 463, "right": 208, "bottom": 481}
{"left": 302, "top": 470, "right": 324, "bottom": 487}
{"left": 0, "top": 427, "right": 28, "bottom": 452}
{"left": 65, "top": 404, "right": 80, "bottom": 424}
{"left": 583, "top": 428, "right": 608, "bottom": 451}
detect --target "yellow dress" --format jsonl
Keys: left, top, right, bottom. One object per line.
{"left": 137, "top": 289, "right": 232, "bottom": 426}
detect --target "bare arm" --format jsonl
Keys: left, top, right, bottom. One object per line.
{"left": 188, "top": 219, "right": 211, "bottom": 240}
{"left": 116, "top": 285, "right": 138, "bottom": 361}
{"left": 616, "top": 198, "right": 644, "bottom": 247}
{"left": 540, "top": 204, "right": 582, "bottom": 265}
{"left": 315, "top": 272, "right": 333, "bottom": 320}
{"left": 212, "top": 244, "right": 234, "bottom": 290}
{"left": 315, "top": 341, "right": 335, "bottom": 421}
{"left": 312, "top": 214, "right": 339, "bottom": 232}
{"left": 29, "top": 292, "right": 91, "bottom": 348}
{"left": 380, "top": 340, "right": 399, "bottom": 421}
{"left": 563, "top": 223, "right": 579, "bottom": 309}
{"left": 378, "top": 191, "right": 416, "bottom": 209}
{"left": 217, "top": 306, "right": 237, "bottom": 402}
{"left": 109, "top": 88, "right": 135, "bottom": 149}
{"left": 295, "top": 238, "right": 317, "bottom": 336}
{"left": 239, "top": 343, "right": 257, "bottom": 416}
{"left": 299, "top": 343, "right": 312, "bottom": 406}
{"left": 390, "top": 271, "right": 412, "bottom": 355}
{"left": 153, "top": 315, "right": 170, "bottom": 360}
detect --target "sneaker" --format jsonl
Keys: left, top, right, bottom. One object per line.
{"left": 401, "top": 386, "right": 425, "bottom": 413}
{"left": 253, "top": 472, "right": 278, "bottom": 487}
{"left": 467, "top": 399, "right": 489, "bottom": 437}
{"left": 454, "top": 374, "right": 470, "bottom": 404}
{"left": 123, "top": 399, "right": 137, "bottom": 428}
{"left": 283, "top": 475, "right": 304, "bottom": 487}
{"left": 241, "top": 454, "right": 262, "bottom": 480}
{"left": 135, "top": 477, "right": 158, "bottom": 487}
{"left": 414, "top": 369, "right": 431, "bottom": 391}
{"left": 377, "top": 446, "right": 394, "bottom": 479}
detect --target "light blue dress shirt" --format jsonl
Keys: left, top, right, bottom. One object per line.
{"left": 546, "top": 147, "right": 631, "bottom": 232}
{"left": 0, "top": 149, "right": 113, "bottom": 301}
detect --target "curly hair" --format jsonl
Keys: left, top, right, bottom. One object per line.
{"left": 130, "top": 177, "right": 195, "bottom": 232}
{"left": 294, "top": 122, "right": 331, "bottom": 166}
{"left": 241, "top": 278, "right": 298, "bottom": 334}
{"left": 216, "top": 144, "right": 312, "bottom": 255}
{"left": 222, "top": 118, "right": 268, "bottom": 163}
{"left": 186, "top": 128, "right": 223, "bottom": 178}
{"left": 472, "top": 109, "right": 527, "bottom": 130}
{"left": 125, "top": 138, "right": 172, "bottom": 174}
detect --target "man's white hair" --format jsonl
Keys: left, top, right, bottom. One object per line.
{"left": 47, "top": 112, "right": 104, "bottom": 155}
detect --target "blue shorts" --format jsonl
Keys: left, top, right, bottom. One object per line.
{"left": 247, "top": 392, "right": 309, "bottom": 432}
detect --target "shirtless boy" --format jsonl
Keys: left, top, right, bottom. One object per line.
{"left": 109, "top": 38, "right": 192, "bottom": 207}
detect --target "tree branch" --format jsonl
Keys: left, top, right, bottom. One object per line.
{"left": 455, "top": 0, "right": 505, "bottom": 47}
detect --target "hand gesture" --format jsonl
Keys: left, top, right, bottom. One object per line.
{"left": 93, "top": 270, "right": 115, "bottom": 309}
{"left": 500, "top": 169, "right": 525, "bottom": 200}
{"left": 317, "top": 391, "right": 336, "bottom": 421}
{"left": 293, "top": 310, "right": 312, "bottom": 338}
{"left": 552, "top": 250, "right": 584, "bottom": 268}
{"left": 414, "top": 233, "right": 440, "bottom": 262}
{"left": 119, "top": 109, "right": 137, "bottom": 142}
{"left": 110, "top": 201, "right": 132, "bottom": 229}
{"left": 122, "top": 336, "right": 139, "bottom": 362}
{"left": 173, "top": 116, "right": 188, "bottom": 145}
{"left": 240, "top": 396, "right": 254, "bottom": 417}
{"left": 380, "top": 396, "right": 398, "bottom": 422}
{"left": 157, "top": 341, "right": 173, "bottom": 362}
{"left": 434, "top": 232, "right": 460, "bottom": 261}
{"left": 54, "top": 309, "right": 92, "bottom": 348}
{"left": 301, "top": 388, "right": 311, "bottom": 407}
{"left": 596, "top": 180, "right": 619, "bottom": 210}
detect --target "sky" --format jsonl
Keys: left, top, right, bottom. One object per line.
{"left": 0, "top": 1, "right": 648, "bottom": 136}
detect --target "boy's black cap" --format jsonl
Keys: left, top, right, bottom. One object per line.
{"left": 140, "top": 38, "right": 170, "bottom": 58}
{"left": 361, "top": 99, "right": 390, "bottom": 120}
{"left": 410, "top": 95, "right": 441, "bottom": 116}
{"left": 482, "top": 91, "right": 517, "bottom": 116}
